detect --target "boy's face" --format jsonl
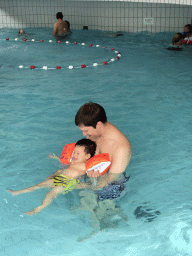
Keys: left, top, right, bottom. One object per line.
{"left": 72, "top": 146, "right": 90, "bottom": 163}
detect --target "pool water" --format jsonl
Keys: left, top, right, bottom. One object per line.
{"left": 1, "top": 28, "right": 192, "bottom": 256}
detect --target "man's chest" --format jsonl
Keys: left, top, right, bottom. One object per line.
{"left": 96, "top": 139, "right": 113, "bottom": 156}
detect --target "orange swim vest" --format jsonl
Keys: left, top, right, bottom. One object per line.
{"left": 60, "top": 143, "right": 111, "bottom": 175}
{"left": 60, "top": 143, "right": 76, "bottom": 164}
{"left": 85, "top": 153, "right": 111, "bottom": 175}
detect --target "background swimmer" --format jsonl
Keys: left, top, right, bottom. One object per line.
{"left": 7, "top": 139, "right": 96, "bottom": 216}
{"left": 18, "top": 29, "right": 25, "bottom": 34}
{"left": 104, "top": 32, "right": 123, "bottom": 37}
{"left": 183, "top": 24, "right": 192, "bottom": 37}
{"left": 52, "top": 12, "right": 70, "bottom": 36}
{"left": 172, "top": 33, "right": 183, "bottom": 46}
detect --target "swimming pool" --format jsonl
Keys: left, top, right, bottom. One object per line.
{"left": 1, "top": 28, "right": 192, "bottom": 256}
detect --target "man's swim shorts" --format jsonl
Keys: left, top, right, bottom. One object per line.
{"left": 96, "top": 174, "right": 130, "bottom": 201}
{"left": 53, "top": 174, "right": 79, "bottom": 194}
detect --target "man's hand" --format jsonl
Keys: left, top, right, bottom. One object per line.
{"left": 86, "top": 170, "right": 101, "bottom": 178}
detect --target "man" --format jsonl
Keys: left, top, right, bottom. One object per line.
{"left": 52, "top": 12, "right": 70, "bottom": 37}
{"left": 75, "top": 102, "right": 132, "bottom": 193}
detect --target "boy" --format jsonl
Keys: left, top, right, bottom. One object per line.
{"left": 7, "top": 139, "right": 96, "bottom": 216}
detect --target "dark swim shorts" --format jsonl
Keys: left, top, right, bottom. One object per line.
{"left": 96, "top": 174, "right": 130, "bottom": 201}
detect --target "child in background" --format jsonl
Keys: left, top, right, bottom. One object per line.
{"left": 172, "top": 33, "right": 183, "bottom": 46}
{"left": 183, "top": 24, "right": 192, "bottom": 37}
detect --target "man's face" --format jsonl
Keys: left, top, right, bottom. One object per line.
{"left": 78, "top": 124, "right": 100, "bottom": 141}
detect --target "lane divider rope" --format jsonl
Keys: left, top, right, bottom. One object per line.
{"left": 2, "top": 38, "right": 121, "bottom": 70}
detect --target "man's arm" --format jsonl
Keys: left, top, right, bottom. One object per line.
{"left": 52, "top": 23, "right": 58, "bottom": 36}
{"left": 109, "top": 143, "right": 132, "bottom": 174}
{"left": 87, "top": 143, "right": 132, "bottom": 189}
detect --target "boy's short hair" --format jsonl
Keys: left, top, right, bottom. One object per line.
{"left": 75, "top": 139, "right": 96, "bottom": 157}
{"left": 75, "top": 102, "right": 107, "bottom": 128}
{"left": 56, "top": 12, "right": 63, "bottom": 19}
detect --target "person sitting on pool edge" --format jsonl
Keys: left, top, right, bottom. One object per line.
{"left": 52, "top": 12, "right": 71, "bottom": 38}
{"left": 7, "top": 138, "right": 96, "bottom": 216}
{"left": 74, "top": 102, "right": 132, "bottom": 199}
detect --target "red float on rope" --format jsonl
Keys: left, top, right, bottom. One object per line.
{"left": 81, "top": 64, "right": 86, "bottom": 68}
{"left": 117, "top": 52, "right": 121, "bottom": 54}
{"left": 6, "top": 38, "right": 9, "bottom": 41}
{"left": 30, "top": 65, "right": 35, "bottom": 69}
{"left": 74, "top": 42, "right": 77, "bottom": 44}
{"left": 23, "top": 39, "right": 27, "bottom": 41}
{"left": 116, "top": 56, "right": 120, "bottom": 59}
{"left": 56, "top": 66, "right": 61, "bottom": 69}
{"left": 103, "top": 61, "right": 108, "bottom": 65}
{"left": 89, "top": 44, "right": 93, "bottom": 47}
{"left": 40, "top": 40, "right": 44, "bottom": 42}
{"left": 57, "top": 41, "right": 61, "bottom": 43}
{"left": 111, "top": 48, "right": 114, "bottom": 51}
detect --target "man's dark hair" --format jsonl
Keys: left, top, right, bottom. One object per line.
{"left": 75, "top": 102, "right": 107, "bottom": 128}
{"left": 56, "top": 12, "right": 63, "bottom": 19}
{"left": 75, "top": 138, "right": 96, "bottom": 157}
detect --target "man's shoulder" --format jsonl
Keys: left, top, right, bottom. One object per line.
{"left": 106, "top": 130, "right": 129, "bottom": 147}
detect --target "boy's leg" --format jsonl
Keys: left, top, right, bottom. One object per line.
{"left": 25, "top": 186, "right": 64, "bottom": 216}
{"left": 7, "top": 179, "right": 54, "bottom": 196}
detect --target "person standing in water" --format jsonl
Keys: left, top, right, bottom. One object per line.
{"left": 52, "top": 12, "right": 70, "bottom": 37}
{"left": 75, "top": 102, "right": 132, "bottom": 194}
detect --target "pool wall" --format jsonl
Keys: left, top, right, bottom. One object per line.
{"left": 0, "top": 0, "right": 192, "bottom": 32}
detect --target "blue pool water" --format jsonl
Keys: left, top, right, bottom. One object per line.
{"left": 1, "top": 28, "right": 192, "bottom": 256}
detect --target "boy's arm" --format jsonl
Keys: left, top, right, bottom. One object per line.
{"left": 87, "top": 143, "right": 132, "bottom": 188}
{"left": 48, "top": 153, "right": 60, "bottom": 161}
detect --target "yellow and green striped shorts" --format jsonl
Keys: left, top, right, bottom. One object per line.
{"left": 53, "top": 174, "right": 80, "bottom": 194}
